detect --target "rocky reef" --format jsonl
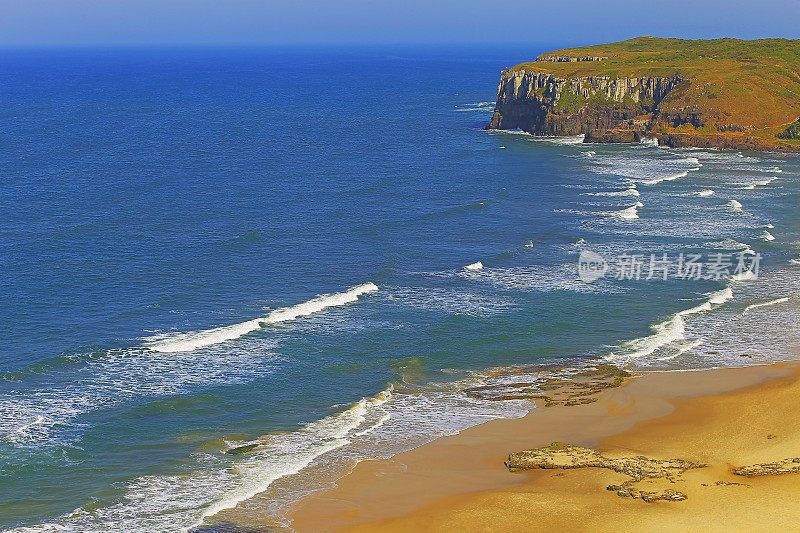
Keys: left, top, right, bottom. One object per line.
{"left": 464, "top": 364, "right": 630, "bottom": 407}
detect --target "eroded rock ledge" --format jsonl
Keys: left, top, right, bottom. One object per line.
{"left": 733, "top": 457, "right": 800, "bottom": 477}
{"left": 464, "top": 364, "right": 630, "bottom": 407}
{"left": 506, "top": 443, "right": 705, "bottom": 503}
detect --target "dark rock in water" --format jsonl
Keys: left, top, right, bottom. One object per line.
{"left": 584, "top": 129, "right": 642, "bottom": 144}
{"left": 225, "top": 442, "right": 260, "bottom": 455}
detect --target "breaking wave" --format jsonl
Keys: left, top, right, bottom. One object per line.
{"left": 146, "top": 283, "right": 379, "bottom": 353}
{"left": 606, "top": 287, "right": 733, "bottom": 364}
{"left": 606, "top": 205, "right": 640, "bottom": 219}
{"left": 741, "top": 176, "right": 778, "bottom": 190}
{"left": 743, "top": 297, "right": 791, "bottom": 315}
{"left": 583, "top": 186, "right": 640, "bottom": 197}
{"left": 456, "top": 101, "right": 495, "bottom": 112}
{"left": 727, "top": 199, "right": 743, "bottom": 212}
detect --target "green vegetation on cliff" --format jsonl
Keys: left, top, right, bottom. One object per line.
{"left": 508, "top": 37, "right": 800, "bottom": 150}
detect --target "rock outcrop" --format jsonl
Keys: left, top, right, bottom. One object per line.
{"left": 505, "top": 442, "right": 705, "bottom": 503}
{"left": 464, "top": 364, "right": 630, "bottom": 406}
{"left": 487, "top": 69, "right": 683, "bottom": 139}
{"left": 733, "top": 457, "right": 800, "bottom": 477}
{"left": 779, "top": 118, "right": 800, "bottom": 140}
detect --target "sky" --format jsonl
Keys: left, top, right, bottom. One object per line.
{"left": 1, "top": 0, "right": 799, "bottom": 47}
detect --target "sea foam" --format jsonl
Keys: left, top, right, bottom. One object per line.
{"left": 743, "top": 297, "right": 791, "bottom": 315}
{"left": 727, "top": 199, "right": 743, "bottom": 212}
{"left": 607, "top": 205, "right": 640, "bottom": 219}
{"left": 583, "top": 186, "right": 640, "bottom": 197}
{"left": 606, "top": 287, "right": 732, "bottom": 363}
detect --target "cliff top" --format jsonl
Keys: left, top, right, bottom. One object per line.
{"left": 510, "top": 37, "right": 800, "bottom": 141}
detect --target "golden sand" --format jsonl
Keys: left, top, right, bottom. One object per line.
{"left": 282, "top": 363, "right": 800, "bottom": 532}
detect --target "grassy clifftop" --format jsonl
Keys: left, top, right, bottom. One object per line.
{"left": 510, "top": 37, "right": 800, "bottom": 149}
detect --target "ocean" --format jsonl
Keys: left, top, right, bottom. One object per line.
{"left": 1, "top": 45, "right": 798, "bottom": 531}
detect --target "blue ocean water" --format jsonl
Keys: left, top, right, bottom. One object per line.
{"left": 1, "top": 46, "right": 799, "bottom": 531}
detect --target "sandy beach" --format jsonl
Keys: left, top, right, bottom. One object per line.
{"left": 273, "top": 361, "right": 800, "bottom": 532}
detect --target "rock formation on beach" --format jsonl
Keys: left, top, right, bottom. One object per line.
{"left": 488, "top": 37, "right": 800, "bottom": 151}
{"left": 505, "top": 442, "right": 705, "bottom": 503}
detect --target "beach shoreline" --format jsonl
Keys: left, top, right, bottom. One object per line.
{"left": 218, "top": 360, "right": 800, "bottom": 532}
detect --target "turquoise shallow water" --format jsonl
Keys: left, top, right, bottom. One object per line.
{"left": 1, "top": 45, "right": 799, "bottom": 531}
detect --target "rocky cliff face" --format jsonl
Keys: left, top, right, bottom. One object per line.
{"left": 487, "top": 69, "right": 684, "bottom": 137}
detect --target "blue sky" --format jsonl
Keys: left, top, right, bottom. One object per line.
{"left": 2, "top": 0, "right": 799, "bottom": 46}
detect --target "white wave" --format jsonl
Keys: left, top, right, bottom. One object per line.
{"left": 731, "top": 270, "right": 757, "bottom": 282}
{"left": 456, "top": 101, "right": 495, "bottom": 112}
{"left": 708, "top": 287, "right": 734, "bottom": 305}
{"left": 193, "top": 386, "right": 394, "bottom": 526}
{"left": 741, "top": 176, "right": 778, "bottom": 190}
{"left": 428, "top": 263, "right": 617, "bottom": 294}
{"left": 5, "top": 415, "right": 48, "bottom": 445}
{"left": 707, "top": 238, "right": 752, "bottom": 253}
{"left": 537, "top": 134, "right": 586, "bottom": 145}
{"left": 748, "top": 165, "right": 783, "bottom": 173}
{"left": 583, "top": 186, "right": 640, "bottom": 197}
{"left": 790, "top": 259, "right": 800, "bottom": 266}
{"left": 727, "top": 199, "right": 743, "bottom": 212}
{"left": 464, "top": 261, "right": 484, "bottom": 272}
{"left": 639, "top": 137, "right": 659, "bottom": 147}
{"left": 656, "top": 338, "right": 704, "bottom": 362}
{"left": 491, "top": 128, "right": 531, "bottom": 136}
{"left": 640, "top": 169, "right": 693, "bottom": 185}
{"left": 707, "top": 238, "right": 755, "bottom": 256}
{"left": 760, "top": 230, "right": 775, "bottom": 241}
{"left": 743, "top": 297, "right": 791, "bottom": 315}
{"left": 384, "top": 285, "right": 514, "bottom": 316}
{"left": 694, "top": 189, "right": 715, "bottom": 197}
{"left": 764, "top": 223, "right": 775, "bottom": 229}
{"left": 606, "top": 205, "right": 639, "bottom": 219}
{"left": 146, "top": 283, "right": 378, "bottom": 353}
{"left": 0, "top": 339, "right": 282, "bottom": 447}
{"left": 606, "top": 287, "right": 732, "bottom": 363}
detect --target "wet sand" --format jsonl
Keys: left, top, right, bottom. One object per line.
{"left": 282, "top": 362, "right": 800, "bottom": 532}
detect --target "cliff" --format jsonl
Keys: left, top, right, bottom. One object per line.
{"left": 487, "top": 37, "right": 800, "bottom": 152}
{"left": 488, "top": 71, "right": 683, "bottom": 136}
